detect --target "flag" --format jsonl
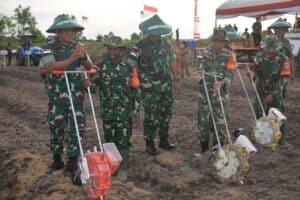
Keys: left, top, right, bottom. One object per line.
{"left": 194, "top": 0, "right": 200, "bottom": 40}
{"left": 141, "top": 5, "right": 158, "bottom": 19}
{"left": 82, "top": 16, "right": 88, "bottom": 22}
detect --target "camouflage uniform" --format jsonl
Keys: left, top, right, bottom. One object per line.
{"left": 278, "top": 37, "right": 292, "bottom": 99}
{"left": 196, "top": 44, "right": 234, "bottom": 146}
{"left": 93, "top": 54, "right": 141, "bottom": 151}
{"left": 268, "top": 17, "right": 293, "bottom": 101}
{"left": 254, "top": 35, "right": 285, "bottom": 117}
{"left": 136, "top": 37, "right": 175, "bottom": 141}
{"left": 40, "top": 38, "right": 86, "bottom": 158}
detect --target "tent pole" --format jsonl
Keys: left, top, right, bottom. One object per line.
{"left": 215, "top": 17, "right": 217, "bottom": 29}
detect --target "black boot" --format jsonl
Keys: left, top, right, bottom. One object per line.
{"left": 159, "top": 137, "right": 176, "bottom": 151}
{"left": 146, "top": 140, "right": 160, "bottom": 156}
{"left": 115, "top": 150, "right": 129, "bottom": 182}
{"left": 200, "top": 140, "right": 209, "bottom": 153}
{"left": 66, "top": 157, "right": 82, "bottom": 186}
{"left": 278, "top": 123, "right": 287, "bottom": 145}
{"left": 46, "top": 154, "right": 64, "bottom": 174}
{"left": 233, "top": 128, "right": 242, "bottom": 138}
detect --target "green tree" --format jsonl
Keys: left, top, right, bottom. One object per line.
{"left": 0, "top": 15, "right": 6, "bottom": 35}
{"left": 12, "top": 5, "right": 45, "bottom": 43}
{"left": 0, "top": 14, "right": 15, "bottom": 36}
{"left": 103, "top": 32, "right": 115, "bottom": 42}
{"left": 130, "top": 32, "right": 141, "bottom": 41}
{"left": 13, "top": 5, "right": 37, "bottom": 35}
{"left": 96, "top": 34, "right": 103, "bottom": 42}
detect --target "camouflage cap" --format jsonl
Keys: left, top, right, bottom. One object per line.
{"left": 260, "top": 35, "right": 281, "bottom": 51}
{"left": 139, "top": 14, "right": 172, "bottom": 36}
{"left": 104, "top": 36, "right": 127, "bottom": 48}
{"left": 46, "top": 14, "right": 84, "bottom": 33}
{"left": 211, "top": 28, "right": 229, "bottom": 41}
{"left": 269, "top": 18, "right": 291, "bottom": 29}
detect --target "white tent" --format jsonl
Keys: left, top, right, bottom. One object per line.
{"left": 216, "top": 0, "right": 300, "bottom": 19}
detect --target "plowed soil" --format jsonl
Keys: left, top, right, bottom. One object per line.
{"left": 0, "top": 66, "right": 299, "bottom": 200}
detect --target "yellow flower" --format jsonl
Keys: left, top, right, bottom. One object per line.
{"left": 238, "top": 176, "right": 245, "bottom": 184}
{"left": 271, "top": 119, "right": 279, "bottom": 127}
{"left": 240, "top": 148, "right": 247, "bottom": 157}
{"left": 275, "top": 131, "right": 282, "bottom": 141}
{"left": 268, "top": 143, "right": 277, "bottom": 150}
{"left": 242, "top": 163, "right": 250, "bottom": 173}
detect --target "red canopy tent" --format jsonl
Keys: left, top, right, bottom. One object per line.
{"left": 216, "top": 0, "right": 300, "bottom": 19}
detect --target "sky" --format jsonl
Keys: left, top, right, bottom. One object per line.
{"left": 0, "top": 0, "right": 295, "bottom": 40}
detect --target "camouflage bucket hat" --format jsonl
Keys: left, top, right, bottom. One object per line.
{"left": 260, "top": 35, "right": 281, "bottom": 51}
{"left": 211, "top": 29, "right": 229, "bottom": 41}
{"left": 46, "top": 15, "right": 84, "bottom": 33}
{"left": 269, "top": 18, "right": 291, "bottom": 29}
{"left": 104, "top": 36, "right": 127, "bottom": 48}
{"left": 139, "top": 14, "right": 172, "bottom": 36}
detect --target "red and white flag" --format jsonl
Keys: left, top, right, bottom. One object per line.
{"left": 141, "top": 5, "right": 158, "bottom": 19}
{"left": 82, "top": 16, "right": 88, "bottom": 22}
{"left": 194, "top": 0, "right": 200, "bottom": 40}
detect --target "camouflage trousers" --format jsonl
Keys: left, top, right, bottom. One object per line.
{"left": 143, "top": 91, "right": 173, "bottom": 141}
{"left": 103, "top": 117, "right": 133, "bottom": 150}
{"left": 254, "top": 87, "right": 284, "bottom": 118}
{"left": 282, "top": 78, "right": 288, "bottom": 99}
{"left": 197, "top": 91, "right": 228, "bottom": 144}
{"left": 47, "top": 90, "right": 85, "bottom": 158}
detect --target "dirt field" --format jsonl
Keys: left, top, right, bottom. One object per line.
{"left": 0, "top": 66, "right": 300, "bottom": 200}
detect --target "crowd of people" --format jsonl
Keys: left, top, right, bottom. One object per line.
{"left": 39, "top": 14, "right": 293, "bottom": 187}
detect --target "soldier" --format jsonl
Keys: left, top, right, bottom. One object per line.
{"left": 269, "top": 18, "right": 293, "bottom": 99}
{"left": 251, "top": 36, "right": 282, "bottom": 116}
{"left": 194, "top": 29, "right": 235, "bottom": 153}
{"left": 39, "top": 14, "right": 92, "bottom": 185}
{"left": 92, "top": 36, "right": 141, "bottom": 181}
{"left": 252, "top": 17, "right": 262, "bottom": 47}
{"left": 136, "top": 14, "right": 179, "bottom": 155}
{"left": 249, "top": 19, "right": 292, "bottom": 145}
{"left": 270, "top": 18, "right": 293, "bottom": 145}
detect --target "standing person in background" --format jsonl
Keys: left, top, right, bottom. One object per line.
{"left": 242, "top": 28, "right": 250, "bottom": 40}
{"left": 252, "top": 17, "right": 262, "bottom": 47}
{"left": 175, "top": 41, "right": 190, "bottom": 79}
{"left": 233, "top": 24, "right": 238, "bottom": 32}
{"left": 293, "top": 17, "right": 300, "bottom": 30}
{"left": 39, "top": 14, "right": 92, "bottom": 185}
{"left": 176, "top": 28, "right": 180, "bottom": 41}
{"left": 136, "top": 14, "right": 179, "bottom": 155}
{"left": 242, "top": 28, "right": 250, "bottom": 46}
{"left": 6, "top": 43, "right": 12, "bottom": 66}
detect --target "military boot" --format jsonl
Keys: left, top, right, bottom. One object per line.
{"left": 66, "top": 157, "right": 82, "bottom": 186}
{"left": 146, "top": 140, "right": 160, "bottom": 155}
{"left": 159, "top": 137, "right": 176, "bottom": 151}
{"left": 46, "top": 154, "right": 64, "bottom": 174}
{"left": 200, "top": 139, "right": 209, "bottom": 153}
{"left": 114, "top": 150, "right": 129, "bottom": 182}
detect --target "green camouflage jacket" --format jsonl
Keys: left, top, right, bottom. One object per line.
{"left": 136, "top": 37, "right": 176, "bottom": 94}
{"left": 196, "top": 44, "right": 234, "bottom": 95}
{"left": 93, "top": 55, "right": 141, "bottom": 121}
{"left": 254, "top": 35, "right": 285, "bottom": 97}
{"left": 279, "top": 37, "right": 292, "bottom": 58}
{"left": 40, "top": 39, "right": 85, "bottom": 102}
